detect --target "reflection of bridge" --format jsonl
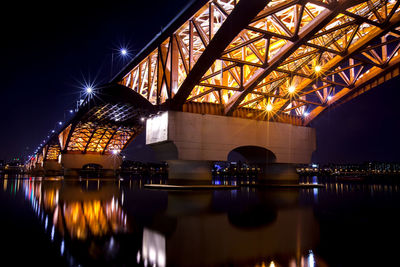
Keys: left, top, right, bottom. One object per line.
{"left": 28, "top": 0, "right": 400, "bottom": 182}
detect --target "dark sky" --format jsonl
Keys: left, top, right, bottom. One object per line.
{"left": 1, "top": 0, "right": 400, "bottom": 164}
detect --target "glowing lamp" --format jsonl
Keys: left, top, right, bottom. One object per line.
{"left": 121, "top": 49, "right": 127, "bottom": 56}
{"left": 266, "top": 103, "right": 273, "bottom": 112}
{"left": 86, "top": 87, "right": 93, "bottom": 94}
{"left": 315, "top": 65, "right": 321, "bottom": 72}
{"left": 327, "top": 95, "right": 332, "bottom": 100}
{"left": 303, "top": 112, "right": 309, "bottom": 117}
{"left": 112, "top": 150, "right": 119, "bottom": 155}
{"left": 288, "top": 85, "right": 295, "bottom": 93}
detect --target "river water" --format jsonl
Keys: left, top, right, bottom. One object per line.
{"left": 0, "top": 175, "right": 399, "bottom": 266}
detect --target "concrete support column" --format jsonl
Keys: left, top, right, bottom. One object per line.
{"left": 259, "top": 163, "right": 299, "bottom": 184}
{"left": 32, "top": 165, "right": 45, "bottom": 176}
{"left": 167, "top": 160, "right": 212, "bottom": 185}
{"left": 146, "top": 111, "right": 315, "bottom": 185}
{"left": 43, "top": 160, "right": 63, "bottom": 176}
{"left": 61, "top": 153, "right": 122, "bottom": 178}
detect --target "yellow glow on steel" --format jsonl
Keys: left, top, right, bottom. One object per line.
{"left": 118, "top": 0, "right": 400, "bottom": 126}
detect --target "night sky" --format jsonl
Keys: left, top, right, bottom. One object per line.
{"left": 1, "top": 0, "right": 400, "bottom": 164}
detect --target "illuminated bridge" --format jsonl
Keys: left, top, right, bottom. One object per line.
{"left": 28, "top": 0, "right": 400, "bottom": 182}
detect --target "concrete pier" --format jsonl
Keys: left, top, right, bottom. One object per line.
{"left": 146, "top": 111, "right": 316, "bottom": 184}
{"left": 61, "top": 153, "right": 122, "bottom": 177}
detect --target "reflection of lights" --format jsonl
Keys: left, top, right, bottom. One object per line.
{"left": 269, "top": 261, "right": 276, "bottom": 267}
{"left": 45, "top": 216, "right": 48, "bottom": 230}
{"left": 308, "top": 250, "right": 315, "bottom": 267}
{"left": 313, "top": 188, "right": 318, "bottom": 198}
{"left": 137, "top": 251, "right": 141, "bottom": 264}
{"left": 61, "top": 240, "right": 65, "bottom": 255}
{"left": 149, "top": 247, "right": 156, "bottom": 263}
{"left": 142, "top": 228, "right": 166, "bottom": 267}
{"left": 51, "top": 226, "right": 55, "bottom": 241}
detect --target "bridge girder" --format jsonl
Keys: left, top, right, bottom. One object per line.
{"left": 115, "top": 0, "right": 400, "bottom": 126}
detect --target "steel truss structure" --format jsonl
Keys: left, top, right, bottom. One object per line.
{"left": 116, "top": 0, "right": 400, "bottom": 126}
{"left": 54, "top": 84, "right": 154, "bottom": 157}
{"left": 27, "top": 0, "right": 400, "bottom": 167}
{"left": 61, "top": 121, "right": 137, "bottom": 154}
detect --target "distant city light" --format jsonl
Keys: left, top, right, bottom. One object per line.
{"left": 58, "top": 121, "right": 63, "bottom": 125}
{"left": 266, "top": 103, "right": 273, "bottom": 112}
{"left": 315, "top": 65, "right": 322, "bottom": 72}
{"left": 86, "top": 87, "right": 93, "bottom": 94}
{"left": 121, "top": 48, "right": 128, "bottom": 56}
{"left": 69, "top": 109, "right": 74, "bottom": 113}
{"left": 51, "top": 130, "right": 55, "bottom": 133}
{"left": 141, "top": 117, "right": 145, "bottom": 122}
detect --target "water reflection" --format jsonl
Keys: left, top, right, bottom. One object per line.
{"left": 2, "top": 176, "right": 400, "bottom": 266}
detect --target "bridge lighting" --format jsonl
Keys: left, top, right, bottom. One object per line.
{"left": 51, "top": 130, "right": 55, "bottom": 133}
{"left": 69, "top": 109, "right": 74, "bottom": 113}
{"left": 112, "top": 149, "right": 119, "bottom": 155}
{"left": 120, "top": 48, "right": 128, "bottom": 56}
{"left": 140, "top": 117, "right": 145, "bottom": 122}
{"left": 86, "top": 86, "right": 93, "bottom": 94}
{"left": 303, "top": 111, "right": 309, "bottom": 117}
{"left": 266, "top": 103, "right": 273, "bottom": 112}
{"left": 58, "top": 121, "right": 63, "bottom": 125}
{"left": 288, "top": 85, "right": 296, "bottom": 94}
{"left": 327, "top": 95, "right": 332, "bottom": 100}
{"left": 315, "top": 65, "right": 322, "bottom": 72}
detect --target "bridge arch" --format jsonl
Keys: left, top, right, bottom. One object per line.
{"left": 228, "top": 146, "right": 277, "bottom": 165}
{"left": 82, "top": 163, "right": 103, "bottom": 170}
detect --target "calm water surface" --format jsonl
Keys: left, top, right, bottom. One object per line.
{"left": 0, "top": 175, "right": 399, "bottom": 266}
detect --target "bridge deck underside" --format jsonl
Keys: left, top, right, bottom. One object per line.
{"left": 59, "top": 102, "right": 143, "bottom": 155}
